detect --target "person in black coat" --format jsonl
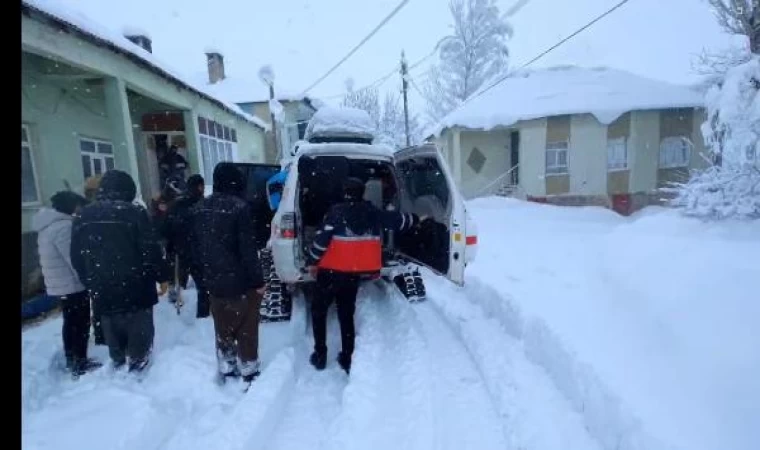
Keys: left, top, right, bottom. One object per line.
{"left": 165, "top": 174, "right": 209, "bottom": 318}
{"left": 159, "top": 145, "right": 188, "bottom": 189}
{"left": 189, "top": 163, "right": 265, "bottom": 384}
{"left": 71, "top": 170, "right": 170, "bottom": 373}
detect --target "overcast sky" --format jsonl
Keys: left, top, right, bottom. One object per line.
{"left": 66, "top": 0, "right": 738, "bottom": 114}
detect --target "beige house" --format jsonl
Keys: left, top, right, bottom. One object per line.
{"left": 431, "top": 66, "right": 707, "bottom": 214}
{"left": 196, "top": 57, "right": 320, "bottom": 163}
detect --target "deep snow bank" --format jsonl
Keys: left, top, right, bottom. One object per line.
{"left": 466, "top": 197, "right": 760, "bottom": 450}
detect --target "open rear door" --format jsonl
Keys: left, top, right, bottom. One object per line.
{"left": 232, "top": 163, "right": 282, "bottom": 250}
{"left": 394, "top": 144, "right": 467, "bottom": 286}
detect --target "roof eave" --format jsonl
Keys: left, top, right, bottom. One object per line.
{"left": 21, "top": 3, "right": 265, "bottom": 131}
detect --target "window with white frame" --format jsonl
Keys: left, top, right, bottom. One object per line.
{"left": 198, "top": 117, "right": 237, "bottom": 181}
{"left": 21, "top": 124, "right": 40, "bottom": 205}
{"left": 607, "top": 137, "right": 628, "bottom": 170}
{"left": 80, "top": 137, "right": 115, "bottom": 179}
{"left": 659, "top": 136, "right": 691, "bottom": 168}
{"left": 545, "top": 141, "right": 569, "bottom": 175}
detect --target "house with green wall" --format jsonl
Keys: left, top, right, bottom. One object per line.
{"left": 21, "top": 0, "right": 268, "bottom": 297}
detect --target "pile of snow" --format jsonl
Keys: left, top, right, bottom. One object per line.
{"left": 22, "top": 0, "right": 269, "bottom": 130}
{"left": 428, "top": 66, "right": 704, "bottom": 136}
{"left": 304, "top": 106, "right": 377, "bottom": 142}
{"left": 465, "top": 197, "right": 760, "bottom": 450}
{"left": 673, "top": 56, "right": 760, "bottom": 219}
{"left": 197, "top": 75, "right": 309, "bottom": 105}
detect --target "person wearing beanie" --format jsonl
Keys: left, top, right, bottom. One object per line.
{"left": 189, "top": 163, "right": 265, "bottom": 387}
{"left": 305, "top": 177, "right": 422, "bottom": 374}
{"left": 165, "top": 174, "right": 209, "bottom": 318}
{"left": 33, "top": 191, "right": 101, "bottom": 377}
{"left": 71, "top": 170, "right": 171, "bottom": 373}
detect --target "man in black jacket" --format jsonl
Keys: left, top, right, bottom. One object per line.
{"left": 165, "top": 174, "right": 208, "bottom": 318}
{"left": 306, "top": 177, "right": 421, "bottom": 374}
{"left": 190, "top": 163, "right": 265, "bottom": 384}
{"left": 71, "top": 170, "right": 170, "bottom": 373}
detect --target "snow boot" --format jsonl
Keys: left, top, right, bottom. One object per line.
{"left": 310, "top": 351, "right": 327, "bottom": 371}
{"left": 337, "top": 352, "right": 351, "bottom": 374}
{"left": 71, "top": 358, "right": 103, "bottom": 379}
{"left": 215, "top": 367, "right": 241, "bottom": 386}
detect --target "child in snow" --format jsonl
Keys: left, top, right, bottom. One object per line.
{"left": 33, "top": 191, "right": 101, "bottom": 377}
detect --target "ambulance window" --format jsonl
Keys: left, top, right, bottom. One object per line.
{"left": 399, "top": 158, "right": 449, "bottom": 208}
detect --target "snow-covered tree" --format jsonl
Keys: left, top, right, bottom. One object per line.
{"left": 707, "top": 0, "right": 760, "bottom": 53}
{"left": 423, "top": 0, "right": 512, "bottom": 122}
{"left": 342, "top": 83, "right": 421, "bottom": 149}
{"left": 694, "top": 1, "right": 758, "bottom": 82}
{"left": 672, "top": 56, "right": 760, "bottom": 219}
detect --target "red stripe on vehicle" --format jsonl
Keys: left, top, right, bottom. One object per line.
{"left": 466, "top": 235, "right": 477, "bottom": 245}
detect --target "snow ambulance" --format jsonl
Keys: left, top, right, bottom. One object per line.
{"left": 235, "top": 106, "right": 478, "bottom": 305}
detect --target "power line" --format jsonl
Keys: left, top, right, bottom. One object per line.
{"left": 300, "top": 0, "right": 412, "bottom": 95}
{"left": 451, "top": 0, "right": 633, "bottom": 114}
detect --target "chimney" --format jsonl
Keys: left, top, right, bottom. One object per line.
{"left": 124, "top": 34, "right": 152, "bottom": 53}
{"left": 206, "top": 52, "right": 225, "bottom": 84}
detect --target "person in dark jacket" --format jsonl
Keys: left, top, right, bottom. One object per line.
{"left": 305, "top": 177, "right": 421, "bottom": 374}
{"left": 71, "top": 170, "right": 170, "bottom": 373}
{"left": 151, "top": 178, "right": 181, "bottom": 302}
{"left": 33, "top": 191, "right": 101, "bottom": 377}
{"left": 159, "top": 145, "right": 188, "bottom": 189}
{"left": 165, "top": 174, "right": 208, "bottom": 318}
{"left": 189, "top": 163, "right": 266, "bottom": 384}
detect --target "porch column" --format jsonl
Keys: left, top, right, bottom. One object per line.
{"left": 452, "top": 128, "right": 462, "bottom": 186}
{"left": 103, "top": 77, "right": 142, "bottom": 199}
{"left": 182, "top": 110, "right": 202, "bottom": 175}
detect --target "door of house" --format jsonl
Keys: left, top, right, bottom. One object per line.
{"left": 143, "top": 132, "right": 188, "bottom": 198}
{"left": 510, "top": 130, "right": 520, "bottom": 185}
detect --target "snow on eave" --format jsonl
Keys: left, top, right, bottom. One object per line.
{"left": 21, "top": 1, "right": 268, "bottom": 132}
{"left": 428, "top": 66, "right": 705, "bottom": 137}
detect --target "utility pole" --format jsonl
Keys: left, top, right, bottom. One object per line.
{"left": 400, "top": 51, "right": 411, "bottom": 147}
{"left": 268, "top": 83, "right": 280, "bottom": 162}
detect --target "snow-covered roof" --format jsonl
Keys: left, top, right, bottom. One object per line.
{"left": 197, "top": 76, "right": 312, "bottom": 105}
{"left": 429, "top": 66, "right": 705, "bottom": 136}
{"left": 21, "top": 0, "right": 269, "bottom": 131}
{"left": 304, "top": 106, "right": 377, "bottom": 142}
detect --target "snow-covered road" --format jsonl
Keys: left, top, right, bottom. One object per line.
{"left": 22, "top": 198, "right": 758, "bottom": 450}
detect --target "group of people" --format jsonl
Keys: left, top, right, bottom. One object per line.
{"left": 33, "top": 153, "right": 422, "bottom": 383}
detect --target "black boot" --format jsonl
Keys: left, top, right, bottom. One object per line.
{"left": 337, "top": 351, "right": 351, "bottom": 374}
{"left": 310, "top": 350, "right": 327, "bottom": 370}
{"left": 71, "top": 358, "right": 103, "bottom": 378}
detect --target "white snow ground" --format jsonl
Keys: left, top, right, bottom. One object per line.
{"left": 22, "top": 198, "right": 760, "bottom": 450}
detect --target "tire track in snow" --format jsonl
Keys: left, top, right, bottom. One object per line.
{"left": 322, "top": 282, "right": 435, "bottom": 450}
{"left": 411, "top": 301, "right": 509, "bottom": 450}
{"left": 425, "top": 276, "right": 603, "bottom": 450}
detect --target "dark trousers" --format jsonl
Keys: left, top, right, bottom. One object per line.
{"left": 311, "top": 271, "right": 361, "bottom": 357}
{"left": 196, "top": 283, "right": 210, "bottom": 318}
{"left": 60, "top": 291, "right": 91, "bottom": 366}
{"left": 101, "top": 307, "right": 155, "bottom": 372}
{"left": 210, "top": 290, "right": 262, "bottom": 377}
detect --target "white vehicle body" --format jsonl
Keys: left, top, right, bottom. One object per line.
{"left": 268, "top": 140, "right": 478, "bottom": 287}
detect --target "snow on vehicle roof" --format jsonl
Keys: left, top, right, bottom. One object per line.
{"left": 22, "top": 0, "right": 269, "bottom": 131}
{"left": 297, "top": 142, "right": 395, "bottom": 159}
{"left": 428, "top": 66, "right": 705, "bottom": 136}
{"left": 304, "top": 106, "right": 377, "bottom": 142}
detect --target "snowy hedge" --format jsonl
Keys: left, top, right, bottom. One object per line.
{"left": 673, "top": 56, "right": 760, "bottom": 220}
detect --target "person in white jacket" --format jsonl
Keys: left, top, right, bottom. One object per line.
{"left": 33, "top": 191, "right": 101, "bottom": 377}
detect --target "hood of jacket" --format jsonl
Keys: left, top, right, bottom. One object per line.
{"left": 32, "top": 207, "right": 72, "bottom": 233}
{"left": 213, "top": 163, "right": 244, "bottom": 196}
{"left": 97, "top": 170, "right": 137, "bottom": 202}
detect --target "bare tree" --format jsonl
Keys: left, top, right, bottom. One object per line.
{"left": 342, "top": 83, "right": 421, "bottom": 148}
{"left": 423, "top": 0, "right": 512, "bottom": 122}
{"left": 707, "top": 0, "right": 760, "bottom": 53}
